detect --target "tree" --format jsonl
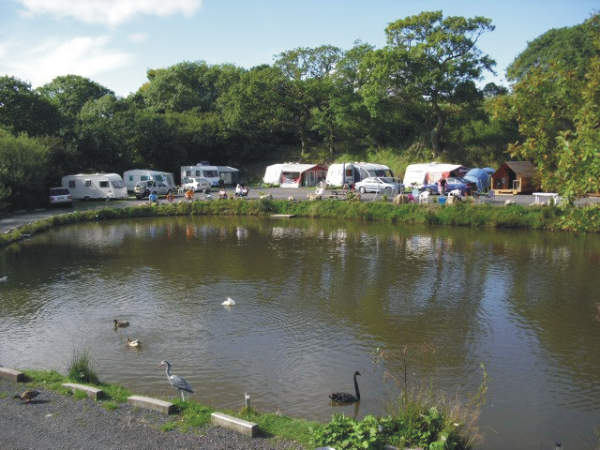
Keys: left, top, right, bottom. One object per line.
{"left": 0, "top": 76, "right": 60, "bottom": 136}
{"left": 0, "top": 128, "right": 50, "bottom": 209}
{"left": 360, "top": 11, "right": 495, "bottom": 157}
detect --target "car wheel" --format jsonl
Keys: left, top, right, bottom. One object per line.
{"left": 359, "top": 186, "right": 366, "bottom": 194}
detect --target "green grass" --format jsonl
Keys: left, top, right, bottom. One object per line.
{"left": 101, "top": 401, "right": 120, "bottom": 411}
{"left": 236, "top": 408, "right": 319, "bottom": 445}
{"left": 67, "top": 349, "right": 99, "bottom": 385}
{"left": 1, "top": 199, "right": 600, "bottom": 250}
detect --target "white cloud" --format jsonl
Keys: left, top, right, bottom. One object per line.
{"left": 1, "top": 36, "right": 132, "bottom": 88}
{"left": 129, "top": 32, "right": 149, "bottom": 43}
{"left": 16, "top": 0, "right": 202, "bottom": 26}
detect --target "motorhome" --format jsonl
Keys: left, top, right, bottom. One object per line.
{"left": 181, "top": 164, "right": 221, "bottom": 187}
{"left": 326, "top": 162, "right": 394, "bottom": 187}
{"left": 61, "top": 173, "right": 128, "bottom": 200}
{"left": 123, "top": 169, "right": 176, "bottom": 192}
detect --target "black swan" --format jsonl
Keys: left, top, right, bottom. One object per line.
{"left": 329, "top": 371, "right": 361, "bottom": 403}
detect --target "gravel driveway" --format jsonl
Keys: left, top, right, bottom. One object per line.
{"left": 0, "top": 379, "right": 303, "bottom": 450}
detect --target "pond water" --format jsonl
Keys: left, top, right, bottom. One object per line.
{"left": 1, "top": 217, "right": 599, "bottom": 449}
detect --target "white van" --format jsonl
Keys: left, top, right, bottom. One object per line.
{"left": 123, "top": 169, "right": 176, "bottom": 192}
{"left": 181, "top": 164, "right": 221, "bottom": 187}
{"left": 326, "top": 162, "right": 394, "bottom": 187}
{"left": 61, "top": 173, "right": 128, "bottom": 200}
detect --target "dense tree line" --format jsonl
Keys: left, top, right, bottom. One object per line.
{"left": 0, "top": 10, "right": 598, "bottom": 209}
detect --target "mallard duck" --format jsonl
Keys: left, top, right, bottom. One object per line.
{"left": 113, "top": 319, "right": 129, "bottom": 328}
{"left": 14, "top": 389, "right": 40, "bottom": 403}
{"left": 221, "top": 297, "right": 236, "bottom": 306}
{"left": 329, "top": 371, "right": 361, "bottom": 404}
{"left": 127, "top": 337, "right": 141, "bottom": 348}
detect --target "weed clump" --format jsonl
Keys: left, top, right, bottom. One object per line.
{"left": 67, "top": 349, "right": 99, "bottom": 385}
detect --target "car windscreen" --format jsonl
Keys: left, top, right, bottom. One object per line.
{"left": 50, "top": 188, "right": 69, "bottom": 195}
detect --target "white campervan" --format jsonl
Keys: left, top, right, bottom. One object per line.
{"left": 181, "top": 164, "right": 221, "bottom": 187}
{"left": 326, "top": 162, "right": 394, "bottom": 187}
{"left": 61, "top": 173, "right": 128, "bottom": 200}
{"left": 123, "top": 169, "right": 176, "bottom": 192}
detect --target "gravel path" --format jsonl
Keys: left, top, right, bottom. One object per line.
{"left": 0, "top": 379, "right": 303, "bottom": 450}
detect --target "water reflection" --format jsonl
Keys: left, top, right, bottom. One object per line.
{"left": 0, "top": 217, "right": 599, "bottom": 449}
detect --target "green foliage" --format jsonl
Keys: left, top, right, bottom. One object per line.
{"left": 0, "top": 128, "right": 51, "bottom": 209}
{"left": 67, "top": 348, "right": 99, "bottom": 385}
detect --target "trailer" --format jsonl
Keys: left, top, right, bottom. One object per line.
{"left": 61, "top": 173, "right": 128, "bottom": 200}
{"left": 123, "top": 169, "right": 175, "bottom": 192}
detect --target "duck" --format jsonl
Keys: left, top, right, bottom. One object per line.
{"left": 221, "top": 297, "right": 236, "bottom": 306}
{"left": 329, "top": 371, "right": 361, "bottom": 404}
{"left": 127, "top": 337, "right": 141, "bottom": 348}
{"left": 14, "top": 389, "right": 40, "bottom": 403}
{"left": 113, "top": 319, "right": 129, "bottom": 328}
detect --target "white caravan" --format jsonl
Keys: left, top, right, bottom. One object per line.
{"left": 326, "top": 162, "right": 394, "bottom": 187}
{"left": 181, "top": 164, "right": 221, "bottom": 187}
{"left": 123, "top": 169, "right": 175, "bottom": 192}
{"left": 402, "top": 163, "right": 467, "bottom": 187}
{"left": 61, "top": 173, "right": 128, "bottom": 200}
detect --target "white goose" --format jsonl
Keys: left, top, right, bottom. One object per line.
{"left": 221, "top": 297, "right": 236, "bottom": 306}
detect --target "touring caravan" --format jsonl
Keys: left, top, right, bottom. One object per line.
{"left": 263, "top": 163, "right": 328, "bottom": 188}
{"left": 123, "top": 169, "right": 176, "bottom": 192}
{"left": 181, "top": 164, "right": 221, "bottom": 187}
{"left": 403, "top": 163, "right": 467, "bottom": 188}
{"left": 61, "top": 173, "right": 128, "bottom": 200}
{"left": 326, "top": 162, "right": 394, "bottom": 187}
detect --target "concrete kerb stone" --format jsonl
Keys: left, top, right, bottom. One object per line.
{"left": 0, "top": 367, "right": 25, "bottom": 382}
{"left": 211, "top": 412, "right": 258, "bottom": 437}
{"left": 127, "top": 395, "right": 176, "bottom": 415}
{"left": 62, "top": 383, "right": 104, "bottom": 400}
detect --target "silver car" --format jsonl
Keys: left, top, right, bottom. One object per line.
{"left": 134, "top": 180, "right": 171, "bottom": 199}
{"left": 355, "top": 177, "right": 403, "bottom": 195}
{"left": 182, "top": 177, "right": 211, "bottom": 193}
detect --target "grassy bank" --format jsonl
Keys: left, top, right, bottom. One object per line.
{"left": 2, "top": 199, "right": 600, "bottom": 249}
{"left": 11, "top": 368, "right": 479, "bottom": 449}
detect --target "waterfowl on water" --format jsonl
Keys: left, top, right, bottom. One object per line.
{"left": 160, "top": 360, "right": 194, "bottom": 401}
{"left": 0, "top": 275, "right": 7, "bottom": 283}
{"left": 221, "top": 297, "right": 236, "bottom": 306}
{"left": 14, "top": 390, "right": 40, "bottom": 403}
{"left": 127, "top": 337, "right": 141, "bottom": 348}
{"left": 329, "top": 371, "right": 361, "bottom": 404}
{"left": 113, "top": 319, "right": 129, "bottom": 328}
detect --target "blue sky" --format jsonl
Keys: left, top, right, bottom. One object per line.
{"left": 0, "top": 0, "right": 597, "bottom": 97}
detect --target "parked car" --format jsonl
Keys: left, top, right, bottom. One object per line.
{"left": 421, "top": 177, "right": 477, "bottom": 195}
{"left": 182, "top": 177, "right": 211, "bottom": 193}
{"left": 49, "top": 187, "right": 72, "bottom": 206}
{"left": 355, "top": 177, "right": 403, "bottom": 195}
{"left": 134, "top": 180, "right": 171, "bottom": 199}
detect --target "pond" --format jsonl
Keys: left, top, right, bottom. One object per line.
{"left": 1, "top": 216, "right": 599, "bottom": 449}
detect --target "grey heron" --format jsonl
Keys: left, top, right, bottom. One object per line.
{"left": 160, "top": 360, "right": 194, "bottom": 401}
{"left": 329, "top": 371, "right": 361, "bottom": 404}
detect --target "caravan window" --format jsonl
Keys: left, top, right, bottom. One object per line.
{"left": 153, "top": 175, "right": 164, "bottom": 182}
{"left": 99, "top": 181, "right": 109, "bottom": 188}
{"left": 186, "top": 170, "right": 191, "bottom": 176}
{"left": 68, "top": 180, "right": 76, "bottom": 188}
{"left": 85, "top": 180, "right": 92, "bottom": 187}
{"left": 202, "top": 170, "right": 218, "bottom": 178}
{"left": 195, "top": 170, "right": 200, "bottom": 176}
{"left": 128, "top": 175, "right": 134, "bottom": 181}
{"left": 140, "top": 175, "right": 149, "bottom": 181}
{"left": 111, "top": 180, "right": 124, "bottom": 189}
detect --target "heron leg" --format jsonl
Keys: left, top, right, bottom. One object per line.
{"left": 180, "top": 390, "right": 185, "bottom": 402}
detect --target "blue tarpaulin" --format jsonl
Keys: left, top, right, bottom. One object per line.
{"left": 465, "top": 168, "right": 492, "bottom": 192}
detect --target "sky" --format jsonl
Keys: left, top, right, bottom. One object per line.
{"left": 0, "top": 0, "right": 597, "bottom": 97}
